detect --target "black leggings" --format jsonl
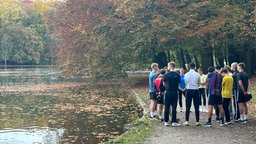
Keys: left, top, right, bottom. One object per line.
{"left": 164, "top": 91, "right": 178, "bottom": 123}
{"left": 223, "top": 98, "right": 231, "bottom": 122}
{"left": 185, "top": 89, "right": 200, "bottom": 122}
{"left": 178, "top": 89, "right": 185, "bottom": 108}
{"left": 199, "top": 88, "right": 206, "bottom": 106}
{"left": 233, "top": 89, "right": 240, "bottom": 119}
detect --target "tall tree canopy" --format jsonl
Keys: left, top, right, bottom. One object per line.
{"left": 0, "top": 0, "right": 42, "bottom": 65}
{"left": 0, "top": 0, "right": 57, "bottom": 65}
{"left": 54, "top": 0, "right": 135, "bottom": 78}
{"left": 53, "top": 0, "right": 256, "bottom": 77}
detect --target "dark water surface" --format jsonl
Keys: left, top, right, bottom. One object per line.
{"left": 0, "top": 68, "right": 142, "bottom": 143}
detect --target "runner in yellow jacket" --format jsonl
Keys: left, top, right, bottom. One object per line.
{"left": 221, "top": 68, "right": 234, "bottom": 125}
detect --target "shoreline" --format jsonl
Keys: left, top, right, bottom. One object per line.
{"left": 0, "top": 65, "right": 53, "bottom": 69}
{"left": 106, "top": 87, "right": 158, "bottom": 144}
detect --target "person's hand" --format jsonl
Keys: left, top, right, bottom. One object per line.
{"left": 244, "top": 91, "right": 248, "bottom": 95}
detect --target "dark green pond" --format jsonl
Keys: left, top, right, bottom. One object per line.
{"left": 0, "top": 68, "right": 142, "bottom": 143}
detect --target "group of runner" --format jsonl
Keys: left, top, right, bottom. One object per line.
{"left": 148, "top": 61, "right": 250, "bottom": 127}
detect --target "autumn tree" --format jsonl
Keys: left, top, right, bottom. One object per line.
{"left": 22, "top": 0, "right": 58, "bottom": 65}
{"left": 54, "top": 0, "right": 256, "bottom": 78}
{"left": 53, "top": 0, "right": 136, "bottom": 79}
{"left": 0, "top": 0, "right": 44, "bottom": 65}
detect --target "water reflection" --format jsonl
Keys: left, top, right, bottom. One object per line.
{"left": 0, "top": 67, "right": 61, "bottom": 86}
{"left": 0, "top": 127, "right": 64, "bottom": 144}
{"left": 0, "top": 68, "right": 142, "bottom": 143}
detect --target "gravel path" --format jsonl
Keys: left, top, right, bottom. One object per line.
{"left": 142, "top": 105, "right": 256, "bottom": 144}
{"left": 132, "top": 88, "right": 256, "bottom": 144}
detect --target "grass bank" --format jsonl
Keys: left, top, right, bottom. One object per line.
{"left": 106, "top": 90, "right": 158, "bottom": 144}
{"left": 106, "top": 116, "right": 158, "bottom": 144}
{"left": 250, "top": 85, "right": 256, "bottom": 103}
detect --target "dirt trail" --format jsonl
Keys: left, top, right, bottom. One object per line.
{"left": 134, "top": 88, "right": 256, "bottom": 144}
{"left": 142, "top": 110, "right": 256, "bottom": 144}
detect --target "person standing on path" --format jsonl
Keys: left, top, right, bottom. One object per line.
{"left": 220, "top": 68, "right": 234, "bottom": 125}
{"left": 183, "top": 62, "right": 201, "bottom": 126}
{"left": 148, "top": 63, "right": 159, "bottom": 119}
{"left": 163, "top": 62, "right": 181, "bottom": 126}
{"left": 213, "top": 65, "right": 222, "bottom": 122}
{"left": 154, "top": 69, "right": 166, "bottom": 121}
{"left": 231, "top": 62, "right": 240, "bottom": 121}
{"left": 224, "top": 65, "right": 234, "bottom": 119}
{"left": 198, "top": 68, "right": 207, "bottom": 113}
{"left": 204, "top": 66, "right": 225, "bottom": 127}
{"left": 237, "top": 62, "right": 250, "bottom": 123}
{"left": 178, "top": 68, "right": 186, "bottom": 112}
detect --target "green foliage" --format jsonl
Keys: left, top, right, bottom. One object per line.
{"left": 0, "top": 1, "right": 43, "bottom": 65}
{"left": 0, "top": 0, "right": 58, "bottom": 65}
{"left": 0, "top": 25, "right": 43, "bottom": 64}
{"left": 0, "top": 0, "right": 25, "bottom": 27}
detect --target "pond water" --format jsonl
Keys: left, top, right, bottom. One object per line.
{"left": 0, "top": 67, "right": 61, "bottom": 86}
{"left": 0, "top": 67, "right": 142, "bottom": 143}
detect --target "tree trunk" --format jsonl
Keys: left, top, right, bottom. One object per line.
{"left": 153, "top": 52, "right": 168, "bottom": 69}
{"left": 200, "top": 46, "right": 213, "bottom": 74}
{"left": 175, "top": 48, "right": 186, "bottom": 69}
{"left": 167, "top": 50, "right": 171, "bottom": 63}
{"left": 251, "top": 48, "right": 256, "bottom": 76}
{"left": 244, "top": 43, "right": 253, "bottom": 77}
{"left": 184, "top": 50, "right": 191, "bottom": 64}
{"left": 214, "top": 48, "right": 224, "bottom": 67}
{"left": 224, "top": 45, "right": 229, "bottom": 65}
{"left": 228, "top": 44, "right": 241, "bottom": 64}
{"left": 193, "top": 54, "right": 199, "bottom": 69}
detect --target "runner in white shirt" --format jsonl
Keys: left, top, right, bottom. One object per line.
{"left": 183, "top": 62, "right": 201, "bottom": 126}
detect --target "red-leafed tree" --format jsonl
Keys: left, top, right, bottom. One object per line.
{"left": 53, "top": 0, "right": 256, "bottom": 77}
{"left": 54, "top": 0, "right": 136, "bottom": 79}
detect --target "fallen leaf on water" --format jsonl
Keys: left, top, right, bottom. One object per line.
{"left": 109, "top": 131, "right": 119, "bottom": 135}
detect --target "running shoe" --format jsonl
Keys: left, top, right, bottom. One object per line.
{"left": 150, "top": 116, "right": 158, "bottom": 120}
{"left": 196, "top": 122, "right": 201, "bottom": 126}
{"left": 180, "top": 107, "right": 183, "bottom": 112}
{"left": 215, "top": 118, "right": 220, "bottom": 123}
{"left": 225, "top": 121, "right": 232, "bottom": 125}
{"left": 199, "top": 106, "right": 202, "bottom": 112}
{"left": 203, "top": 108, "right": 208, "bottom": 113}
{"left": 220, "top": 122, "right": 225, "bottom": 127}
{"left": 183, "top": 121, "right": 189, "bottom": 126}
{"left": 234, "top": 118, "right": 241, "bottom": 122}
{"left": 172, "top": 122, "right": 181, "bottom": 127}
{"left": 243, "top": 119, "right": 248, "bottom": 123}
{"left": 204, "top": 122, "right": 212, "bottom": 127}
{"left": 164, "top": 122, "right": 169, "bottom": 126}
{"left": 157, "top": 116, "right": 164, "bottom": 121}
{"left": 238, "top": 119, "right": 245, "bottom": 123}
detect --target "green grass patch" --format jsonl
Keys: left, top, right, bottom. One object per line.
{"left": 250, "top": 87, "right": 256, "bottom": 103}
{"left": 106, "top": 90, "right": 157, "bottom": 144}
{"left": 106, "top": 116, "right": 158, "bottom": 144}
{"left": 137, "top": 92, "right": 149, "bottom": 105}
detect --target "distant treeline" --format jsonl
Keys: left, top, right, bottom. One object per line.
{"left": 0, "top": 1, "right": 58, "bottom": 66}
